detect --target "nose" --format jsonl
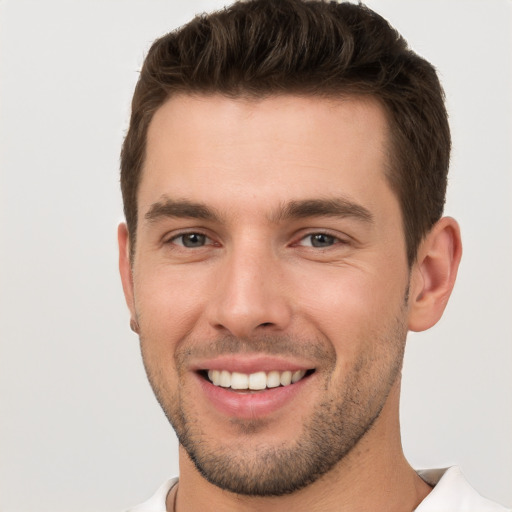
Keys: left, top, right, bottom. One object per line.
{"left": 206, "top": 243, "right": 293, "bottom": 338}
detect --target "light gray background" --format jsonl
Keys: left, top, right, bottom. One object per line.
{"left": 1, "top": 1, "right": 511, "bottom": 510}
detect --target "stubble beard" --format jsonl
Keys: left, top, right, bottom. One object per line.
{"left": 140, "top": 312, "right": 408, "bottom": 497}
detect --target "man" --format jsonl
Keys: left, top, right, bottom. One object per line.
{"left": 118, "top": 1, "right": 508, "bottom": 510}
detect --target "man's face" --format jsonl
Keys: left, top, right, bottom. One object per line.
{"left": 120, "top": 94, "right": 413, "bottom": 495}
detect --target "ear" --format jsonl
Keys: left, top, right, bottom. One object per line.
{"left": 408, "top": 217, "right": 462, "bottom": 332}
{"left": 118, "top": 223, "right": 138, "bottom": 331}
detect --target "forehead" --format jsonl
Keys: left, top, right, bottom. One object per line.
{"left": 140, "top": 93, "right": 393, "bottom": 218}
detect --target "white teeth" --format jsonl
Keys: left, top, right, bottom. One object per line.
{"left": 249, "top": 371, "right": 267, "bottom": 390}
{"left": 292, "top": 370, "right": 306, "bottom": 383}
{"left": 231, "top": 372, "right": 249, "bottom": 389}
{"left": 206, "top": 369, "right": 309, "bottom": 390}
{"left": 219, "top": 370, "right": 231, "bottom": 388}
{"left": 280, "top": 370, "right": 292, "bottom": 386}
{"left": 266, "top": 370, "right": 281, "bottom": 388}
{"left": 208, "top": 369, "right": 220, "bottom": 386}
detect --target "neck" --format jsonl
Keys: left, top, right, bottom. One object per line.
{"left": 171, "top": 380, "right": 431, "bottom": 512}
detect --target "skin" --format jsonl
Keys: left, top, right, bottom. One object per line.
{"left": 119, "top": 94, "right": 462, "bottom": 511}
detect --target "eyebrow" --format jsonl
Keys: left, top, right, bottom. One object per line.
{"left": 144, "top": 198, "right": 219, "bottom": 223}
{"left": 144, "top": 196, "right": 374, "bottom": 225}
{"left": 271, "top": 198, "right": 374, "bottom": 224}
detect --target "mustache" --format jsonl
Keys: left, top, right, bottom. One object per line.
{"left": 175, "top": 334, "right": 336, "bottom": 367}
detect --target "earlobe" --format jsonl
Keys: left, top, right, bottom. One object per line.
{"left": 408, "top": 217, "right": 462, "bottom": 332}
{"left": 118, "top": 223, "right": 137, "bottom": 327}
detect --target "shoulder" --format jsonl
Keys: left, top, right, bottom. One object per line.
{"left": 125, "top": 477, "right": 178, "bottom": 512}
{"left": 415, "top": 467, "right": 510, "bottom": 512}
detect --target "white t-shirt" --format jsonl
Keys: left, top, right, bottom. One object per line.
{"left": 415, "top": 467, "right": 510, "bottom": 511}
{"left": 127, "top": 467, "right": 510, "bottom": 512}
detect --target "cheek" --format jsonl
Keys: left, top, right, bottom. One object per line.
{"left": 135, "top": 272, "right": 200, "bottom": 383}
{"left": 134, "top": 266, "right": 207, "bottom": 333}
{"left": 133, "top": 269, "right": 210, "bottom": 387}
{"left": 297, "top": 263, "right": 406, "bottom": 323}
{"left": 292, "top": 264, "right": 408, "bottom": 361}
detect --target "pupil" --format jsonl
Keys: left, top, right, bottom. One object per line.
{"left": 311, "top": 234, "right": 334, "bottom": 247}
{"left": 184, "top": 233, "right": 205, "bottom": 247}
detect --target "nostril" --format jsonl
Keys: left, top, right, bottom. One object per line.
{"left": 259, "top": 322, "right": 273, "bottom": 328}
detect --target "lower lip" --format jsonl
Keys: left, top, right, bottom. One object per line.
{"left": 196, "top": 373, "right": 311, "bottom": 419}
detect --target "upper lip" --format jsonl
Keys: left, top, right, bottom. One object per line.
{"left": 190, "top": 355, "right": 315, "bottom": 374}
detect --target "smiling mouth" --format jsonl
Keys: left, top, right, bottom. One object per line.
{"left": 200, "top": 369, "right": 315, "bottom": 391}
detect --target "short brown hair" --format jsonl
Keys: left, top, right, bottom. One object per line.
{"left": 121, "top": 0, "right": 450, "bottom": 265}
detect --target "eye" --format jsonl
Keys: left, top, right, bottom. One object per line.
{"left": 300, "top": 233, "right": 340, "bottom": 248}
{"left": 171, "top": 232, "right": 211, "bottom": 248}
